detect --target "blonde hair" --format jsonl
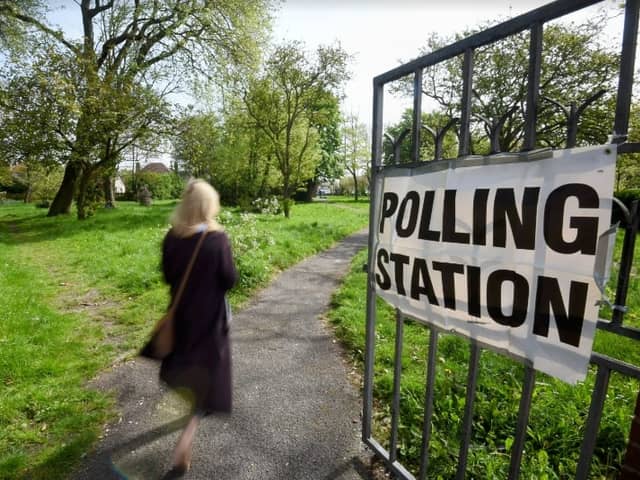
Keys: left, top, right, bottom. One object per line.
{"left": 170, "top": 179, "right": 224, "bottom": 237}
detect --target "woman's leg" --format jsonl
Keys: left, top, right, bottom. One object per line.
{"left": 172, "top": 413, "right": 202, "bottom": 472}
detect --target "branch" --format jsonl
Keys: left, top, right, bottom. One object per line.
{"left": 576, "top": 89, "right": 607, "bottom": 117}
{"left": 97, "top": 2, "right": 142, "bottom": 70}
{"left": 140, "top": 36, "right": 189, "bottom": 70}
{"left": 243, "top": 90, "right": 280, "bottom": 148}
{"left": 134, "top": 11, "right": 181, "bottom": 66}
{"left": 295, "top": 125, "right": 312, "bottom": 178}
{"left": 88, "top": 0, "right": 113, "bottom": 18}
{"left": 541, "top": 95, "right": 569, "bottom": 117}
{"left": 0, "top": 5, "right": 79, "bottom": 53}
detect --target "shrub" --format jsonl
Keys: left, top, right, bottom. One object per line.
{"left": 118, "top": 170, "right": 185, "bottom": 200}
{"left": 217, "top": 210, "right": 276, "bottom": 290}
{"left": 31, "top": 167, "right": 64, "bottom": 206}
{"left": 251, "top": 196, "right": 282, "bottom": 215}
{"left": 0, "top": 164, "right": 63, "bottom": 203}
{"left": 139, "top": 171, "right": 184, "bottom": 200}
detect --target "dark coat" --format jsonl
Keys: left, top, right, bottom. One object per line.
{"left": 159, "top": 229, "right": 238, "bottom": 414}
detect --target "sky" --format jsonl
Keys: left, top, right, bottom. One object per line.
{"left": 46, "top": 0, "right": 624, "bottom": 129}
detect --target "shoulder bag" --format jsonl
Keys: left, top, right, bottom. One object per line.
{"left": 140, "top": 231, "right": 207, "bottom": 360}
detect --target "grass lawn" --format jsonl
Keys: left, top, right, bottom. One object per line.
{"left": 329, "top": 229, "right": 640, "bottom": 479}
{"left": 0, "top": 197, "right": 369, "bottom": 479}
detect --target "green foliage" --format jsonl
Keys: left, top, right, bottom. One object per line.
{"left": 243, "top": 40, "right": 350, "bottom": 217}
{"left": 250, "top": 196, "right": 283, "bottom": 215}
{"left": 616, "top": 103, "right": 640, "bottom": 191}
{"left": 29, "top": 165, "right": 64, "bottom": 205}
{"left": 135, "top": 172, "right": 185, "bottom": 201}
{"left": 339, "top": 113, "right": 369, "bottom": 200}
{"left": 3, "top": 163, "right": 63, "bottom": 204}
{"left": 172, "top": 111, "right": 223, "bottom": 181}
{"left": 338, "top": 175, "right": 369, "bottom": 197}
{"left": 616, "top": 153, "right": 640, "bottom": 191}
{"left": 330, "top": 241, "right": 640, "bottom": 479}
{"left": 0, "top": 46, "right": 77, "bottom": 169}
{"left": 313, "top": 91, "right": 343, "bottom": 183}
{"left": 119, "top": 170, "right": 184, "bottom": 201}
{"left": 172, "top": 105, "right": 284, "bottom": 206}
{"left": 0, "top": 164, "right": 10, "bottom": 186}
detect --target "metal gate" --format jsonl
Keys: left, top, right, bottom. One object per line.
{"left": 363, "top": 0, "right": 640, "bottom": 478}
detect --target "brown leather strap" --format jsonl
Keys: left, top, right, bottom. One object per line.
{"left": 168, "top": 230, "right": 207, "bottom": 314}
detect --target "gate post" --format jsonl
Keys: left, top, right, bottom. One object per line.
{"left": 619, "top": 391, "right": 640, "bottom": 479}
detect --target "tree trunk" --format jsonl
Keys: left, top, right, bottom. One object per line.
{"left": 304, "top": 179, "right": 316, "bottom": 202}
{"left": 283, "top": 194, "right": 291, "bottom": 218}
{"left": 76, "top": 167, "right": 96, "bottom": 220}
{"left": 258, "top": 158, "right": 271, "bottom": 198}
{"left": 48, "top": 162, "right": 82, "bottom": 216}
{"left": 282, "top": 175, "right": 291, "bottom": 218}
{"left": 103, "top": 175, "right": 116, "bottom": 208}
{"left": 23, "top": 185, "right": 32, "bottom": 204}
{"left": 352, "top": 172, "right": 359, "bottom": 202}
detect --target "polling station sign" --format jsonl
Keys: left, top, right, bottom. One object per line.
{"left": 373, "top": 145, "right": 616, "bottom": 383}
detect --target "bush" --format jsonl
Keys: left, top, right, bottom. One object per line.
{"left": 217, "top": 210, "right": 276, "bottom": 290}
{"left": 31, "top": 166, "right": 64, "bottom": 205}
{"left": 138, "top": 171, "right": 184, "bottom": 200}
{"left": 1, "top": 164, "right": 63, "bottom": 204}
{"left": 251, "top": 196, "right": 282, "bottom": 215}
{"left": 119, "top": 170, "right": 185, "bottom": 200}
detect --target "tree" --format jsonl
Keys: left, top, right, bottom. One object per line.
{"left": 243, "top": 41, "right": 350, "bottom": 217}
{"left": 0, "top": 46, "right": 76, "bottom": 193}
{"left": 304, "top": 87, "right": 343, "bottom": 201}
{"left": 394, "top": 18, "right": 619, "bottom": 154}
{"left": 0, "top": 0, "right": 41, "bottom": 53}
{"left": 0, "top": 0, "right": 272, "bottom": 218}
{"left": 340, "top": 113, "right": 369, "bottom": 201}
{"left": 216, "top": 104, "right": 280, "bottom": 205}
{"left": 173, "top": 111, "right": 224, "bottom": 181}
{"left": 172, "top": 105, "right": 279, "bottom": 206}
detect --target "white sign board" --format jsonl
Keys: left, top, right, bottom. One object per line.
{"left": 374, "top": 145, "right": 616, "bottom": 383}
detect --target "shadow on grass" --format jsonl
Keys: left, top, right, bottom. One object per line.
{"left": 0, "top": 202, "right": 178, "bottom": 245}
{"left": 11, "top": 430, "right": 100, "bottom": 480}
{"left": 18, "top": 416, "right": 189, "bottom": 480}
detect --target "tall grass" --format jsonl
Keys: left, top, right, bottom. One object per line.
{"left": 0, "top": 198, "right": 368, "bottom": 479}
{"left": 329, "top": 229, "right": 640, "bottom": 479}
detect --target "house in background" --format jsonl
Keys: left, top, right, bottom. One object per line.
{"left": 114, "top": 177, "right": 126, "bottom": 194}
{"left": 140, "top": 162, "right": 170, "bottom": 174}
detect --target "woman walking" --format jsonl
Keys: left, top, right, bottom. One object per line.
{"left": 157, "top": 179, "right": 237, "bottom": 474}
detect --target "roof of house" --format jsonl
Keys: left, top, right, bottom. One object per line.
{"left": 140, "top": 162, "right": 170, "bottom": 174}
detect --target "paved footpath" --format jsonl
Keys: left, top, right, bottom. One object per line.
{"left": 71, "top": 230, "right": 373, "bottom": 480}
